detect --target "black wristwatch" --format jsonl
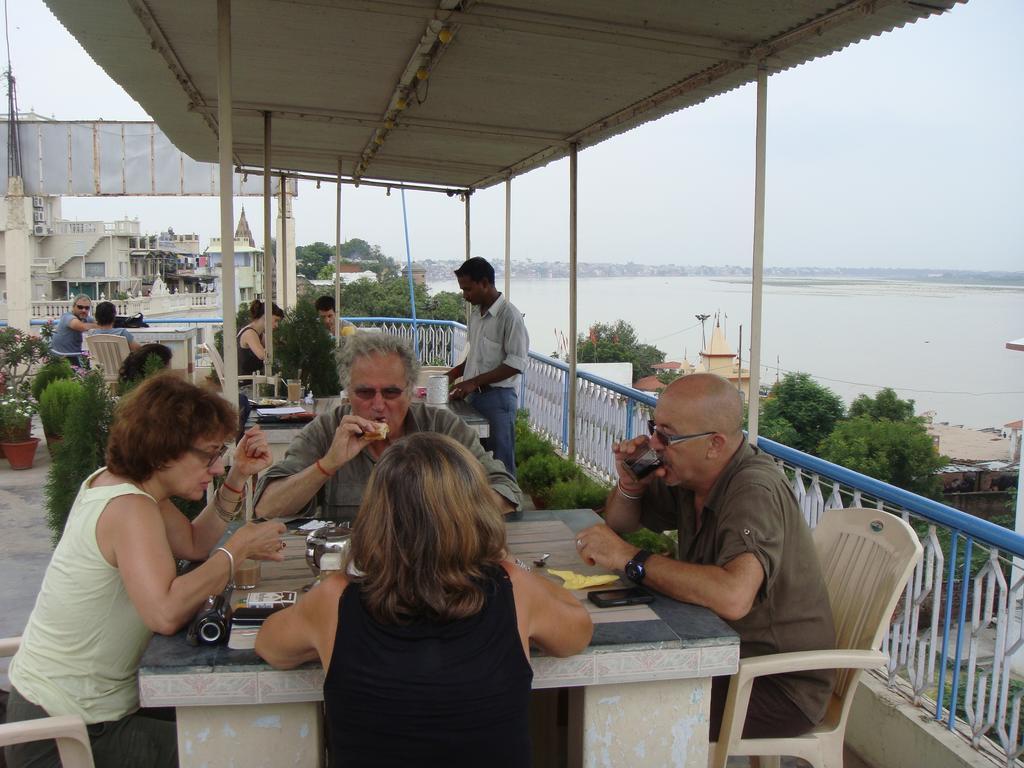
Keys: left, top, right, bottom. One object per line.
{"left": 624, "top": 549, "right": 652, "bottom": 585}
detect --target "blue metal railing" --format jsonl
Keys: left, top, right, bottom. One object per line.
{"left": 9, "top": 312, "right": 1023, "bottom": 758}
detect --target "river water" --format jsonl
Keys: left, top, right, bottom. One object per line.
{"left": 429, "top": 276, "right": 1024, "bottom": 430}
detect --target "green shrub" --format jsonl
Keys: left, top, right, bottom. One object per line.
{"left": 38, "top": 378, "right": 83, "bottom": 438}
{"left": 623, "top": 528, "right": 676, "bottom": 558}
{"left": 31, "top": 358, "right": 74, "bottom": 402}
{"left": 273, "top": 297, "right": 342, "bottom": 397}
{"left": 45, "top": 371, "right": 116, "bottom": 545}
{"left": 545, "top": 475, "right": 612, "bottom": 511}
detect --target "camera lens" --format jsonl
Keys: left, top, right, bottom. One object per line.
{"left": 199, "top": 621, "right": 223, "bottom": 643}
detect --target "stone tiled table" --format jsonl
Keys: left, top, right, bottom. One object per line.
{"left": 138, "top": 509, "right": 738, "bottom": 767}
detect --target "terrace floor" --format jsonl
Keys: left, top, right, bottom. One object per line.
{"left": 0, "top": 433, "right": 874, "bottom": 768}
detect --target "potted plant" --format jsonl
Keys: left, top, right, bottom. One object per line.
{"left": 45, "top": 370, "right": 116, "bottom": 543}
{"left": 0, "top": 327, "right": 50, "bottom": 395}
{"left": 38, "top": 378, "right": 84, "bottom": 455}
{"left": 0, "top": 389, "right": 40, "bottom": 469}
{"left": 273, "top": 297, "right": 342, "bottom": 405}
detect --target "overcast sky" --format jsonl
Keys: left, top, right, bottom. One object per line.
{"left": 8, "top": 0, "right": 1023, "bottom": 270}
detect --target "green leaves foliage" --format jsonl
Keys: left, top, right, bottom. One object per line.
{"left": 272, "top": 297, "right": 342, "bottom": 397}
{"left": 574, "top": 320, "right": 666, "bottom": 381}
{"left": 45, "top": 371, "right": 116, "bottom": 545}
{"left": 760, "top": 372, "right": 845, "bottom": 454}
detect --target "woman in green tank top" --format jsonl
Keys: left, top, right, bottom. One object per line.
{"left": 5, "top": 374, "right": 287, "bottom": 768}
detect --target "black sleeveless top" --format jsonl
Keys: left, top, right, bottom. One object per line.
{"left": 236, "top": 325, "right": 264, "bottom": 376}
{"left": 323, "top": 566, "right": 533, "bottom": 768}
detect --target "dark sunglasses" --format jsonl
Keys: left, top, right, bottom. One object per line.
{"left": 75, "top": 304, "right": 90, "bottom": 311}
{"left": 351, "top": 386, "right": 406, "bottom": 401}
{"left": 190, "top": 443, "right": 231, "bottom": 468}
{"left": 647, "top": 419, "right": 715, "bottom": 447}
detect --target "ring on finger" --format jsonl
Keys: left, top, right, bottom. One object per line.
{"left": 576, "top": 538, "right": 583, "bottom": 549}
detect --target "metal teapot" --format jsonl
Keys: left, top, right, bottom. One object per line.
{"left": 305, "top": 524, "right": 353, "bottom": 575}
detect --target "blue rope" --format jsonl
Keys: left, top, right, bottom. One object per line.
{"left": 400, "top": 188, "right": 420, "bottom": 360}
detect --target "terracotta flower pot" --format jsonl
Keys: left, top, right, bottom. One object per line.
{"left": 1, "top": 437, "right": 41, "bottom": 470}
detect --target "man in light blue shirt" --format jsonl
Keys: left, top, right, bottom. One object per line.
{"left": 448, "top": 257, "right": 529, "bottom": 477}
{"left": 50, "top": 293, "right": 98, "bottom": 366}
{"left": 86, "top": 301, "right": 141, "bottom": 351}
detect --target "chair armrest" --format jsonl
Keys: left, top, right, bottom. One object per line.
{"left": 0, "top": 635, "right": 21, "bottom": 657}
{"left": 735, "top": 649, "right": 886, "bottom": 686}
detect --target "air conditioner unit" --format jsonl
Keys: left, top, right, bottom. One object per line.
{"left": 33, "top": 224, "right": 48, "bottom": 237}
{"left": 32, "top": 196, "right": 44, "bottom": 209}
{"left": 33, "top": 210, "right": 45, "bottom": 223}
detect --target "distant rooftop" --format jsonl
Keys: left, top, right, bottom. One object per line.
{"left": 927, "top": 421, "right": 1011, "bottom": 463}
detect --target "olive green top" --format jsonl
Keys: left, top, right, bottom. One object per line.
{"left": 639, "top": 442, "right": 836, "bottom": 725}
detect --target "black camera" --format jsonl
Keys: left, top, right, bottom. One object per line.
{"left": 187, "top": 585, "right": 234, "bottom": 646}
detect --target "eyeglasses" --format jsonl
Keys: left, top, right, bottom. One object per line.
{"left": 190, "top": 443, "right": 231, "bottom": 468}
{"left": 647, "top": 420, "right": 715, "bottom": 447}
{"left": 75, "top": 305, "right": 90, "bottom": 311}
{"left": 351, "top": 386, "right": 406, "bottom": 401}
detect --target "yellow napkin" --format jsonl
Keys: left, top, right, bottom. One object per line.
{"left": 548, "top": 569, "right": 620, "bottom": 591}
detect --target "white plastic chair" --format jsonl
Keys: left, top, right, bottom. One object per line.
{"left": 84, "top": 334, "right": 131, "bottom": 387}
{"left": 0, "top": 637, "right": 95, "bottom": 768}
{"left": 199, "top": 342, "right": 278, "bottom": 394}
{"left": 710, "top": 507, "right": 923, "bottom": 768}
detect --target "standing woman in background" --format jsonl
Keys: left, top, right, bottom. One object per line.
{"left": 256, "top": 433, "right": 592, "bottom": 768}
{"left": 237, "top": 299, "right": 285, "bottom": 377}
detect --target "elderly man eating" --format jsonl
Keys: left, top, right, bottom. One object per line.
{"left": 254, "top": 334, "right": 522, "bottom": 522}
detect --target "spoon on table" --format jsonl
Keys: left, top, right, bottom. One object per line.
{"left": 533, "top": 553, "right": 551, "bottom": 568}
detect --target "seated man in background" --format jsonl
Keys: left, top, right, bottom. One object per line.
{"left": 50, "top": 293, "right": 98, "bottom": 366}
{"left": 87, "top": 301, "right": 142, "bottom": 352}
{"left": 255, "top": 333, "right": 522, "bottom": 522}
{"left": 574, "top": 373, "right": 836, "bottom": 742}
{"left": 315, "top": 295, "right": 355, "bottom": 337}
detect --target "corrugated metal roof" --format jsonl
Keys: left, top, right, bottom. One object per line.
{"left": 43, "top": 0, "right": 964, "bottom": 190}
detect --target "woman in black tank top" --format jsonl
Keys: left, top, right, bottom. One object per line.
{"left": 256, "top": 433, "right": 593, "bottom": 768}
{"left": 236, "top": 299, "right": 284, "bottom": 377}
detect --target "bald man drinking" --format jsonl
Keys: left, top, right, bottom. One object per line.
{"left": 575, "top": 373, "right": 836, "bottom": 741}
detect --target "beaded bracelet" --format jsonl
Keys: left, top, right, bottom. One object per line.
{"left": 315, "top": 459, "right": 334, "bottom": 478}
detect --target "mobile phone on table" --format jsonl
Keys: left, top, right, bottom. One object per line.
{"left": 588, "top": 587, "right": 655, "bottom": 608}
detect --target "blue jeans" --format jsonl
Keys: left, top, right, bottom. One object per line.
{"left": 468, "top": 387, "right": 518, "bottom": 478}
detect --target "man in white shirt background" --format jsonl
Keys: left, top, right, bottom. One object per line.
{"left": 447, "top": 257, "right": 529, "bottom": 478}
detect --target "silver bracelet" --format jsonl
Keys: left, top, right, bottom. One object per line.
{"left": 617, "top": 480, "right": 643, "bottom": 501}
{"left": 214, "top": 546, "right": 235, "bottom": 588}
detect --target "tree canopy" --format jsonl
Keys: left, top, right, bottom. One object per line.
{"left": 848, "top": 388, "right": 916, "bottom": 422}
{"left": 574, "top": 320, "right": 666, "bottom": 381}
{"left": 338, "top": 276, "right": 464, "bottom": 322}
{"left": 296, "top": 238, "right": 399, "bottom": 280}
{"left": 819, "top": 417, "right": 946, "bottom": 499}
{"left": 759, "top": 372, "right": 845, "bottom": 455}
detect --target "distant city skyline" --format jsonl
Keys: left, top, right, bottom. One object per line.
{"left": 7, "top": 0, "right": 1023, "bottom": 271}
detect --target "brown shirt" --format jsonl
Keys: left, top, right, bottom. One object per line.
{"left": 639, "top": 442, "right": 836, "bottom": 724}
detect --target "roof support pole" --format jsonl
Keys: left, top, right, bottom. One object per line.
{"left": 217, "top": 0, "right": 239, "bottom": 408}
{"left": 335, "top": 160, "right": 343, "bottom": 338}
{"left": 262, "top": 110, "right": 274, "bottom": 373}
{"left": 747, "top": 64, "right": 768, "bottom": 444}
{"left": 567, "top": 142, "right": 578, "bottom": 459}
{"left": 504, "top": 177, "right": 512, "bottom": 299}
{"left": 464, "top": 193, "right": 471, "bottom": 259}
{"left": 279, "top": 174, "right": 289, "bottom": 307}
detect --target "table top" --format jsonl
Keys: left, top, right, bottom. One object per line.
{"left": 138, "top": 509, "right": 739, "bottom": 707}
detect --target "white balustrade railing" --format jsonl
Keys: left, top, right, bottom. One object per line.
{"left": 29, "top": 312, "right": 1016, "bottom": 764}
